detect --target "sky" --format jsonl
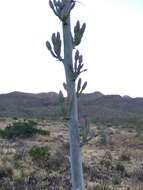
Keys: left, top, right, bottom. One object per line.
{"left": 0, "top": 0, "right": 143, "bottom": 97}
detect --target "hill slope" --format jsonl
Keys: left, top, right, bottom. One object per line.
{"left": 79, "top": 93, "right": 143, "bottom": 127}
{"left": 0, "top": 91, "right": 59, "bottom": 117}
{"left": 0, "top": 91, "right": 143, "bottom": 127}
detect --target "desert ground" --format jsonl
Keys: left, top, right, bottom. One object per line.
{"left": 0, "top": 119, "right": 143, "bottom": 190}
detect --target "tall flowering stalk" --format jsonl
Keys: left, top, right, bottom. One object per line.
{"left": 46, "top": 1, "right": 87, "bottom": 189}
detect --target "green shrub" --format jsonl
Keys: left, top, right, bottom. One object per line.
{"left": 29, "top": 146, "right": 50, "bottom": 168}
{"left": 0, "top": 120, "right": 49, "bottom": 139}
{"left": 80, "top": 118, "right": 90, "bottom": 144}
{"left": 115, "top": 162, "right": 125, "bottom": 173}
{"left": 29, "top": 146, "right": 50, "bottom": 159}
{"left": 112, "top": 173, "right": 121, "bottom": 185}
{"left": 115, "top": 161, "right": 128, "bottom": 179}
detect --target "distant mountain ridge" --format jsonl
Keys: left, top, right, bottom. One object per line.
{"left": 0, "top": 91, "right": 59, "bottom": 118}
{"left": 0, "top": 91, "right": 143, "bottom": 127}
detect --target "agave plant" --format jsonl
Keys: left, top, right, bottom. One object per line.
{"left": 46, "top": 0, "right": 87, "bottom": 189}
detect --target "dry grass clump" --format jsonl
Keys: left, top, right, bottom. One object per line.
{"left": 87, "top": 181, "right": 115, "bottom": 190}
{"left": 119, "top": 149, "right": 131, "bottom": 162}
{"left": 130, "top": 150, "right": 143, "bottom": 162}
{"left": 0, "top": 154, "right": 34, "bottom": 180}
{"left": 132, "top": 165, "right": 143, "bottom": 182}
{"left": 127, "top": 184, "right": 143, "bottom": 190}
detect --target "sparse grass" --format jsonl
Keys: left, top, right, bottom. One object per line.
{"left": 0, "top": 120, "right": 143, "bottom": 189}
{"left": 132, "top": 166, "right": 143, "bottom": 182}
{"left": 127, "top": 184, "right": 143, "bottom": 190}
{"left": 87, "top": 181, "right": 115, "bottom": 190}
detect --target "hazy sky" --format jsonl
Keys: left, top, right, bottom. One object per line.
{"left": 0, "top": 0, "right": 143, "bottom": 97}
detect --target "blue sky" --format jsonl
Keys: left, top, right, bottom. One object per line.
{"left": 0, "top": 0, "right": 143, "bottom": 97}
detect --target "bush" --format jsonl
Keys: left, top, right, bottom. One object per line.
{"left": 119, "top": 149, "right": 131, "bottom": 161}
{"left": 80, "top": 118, "right": 90, "bottom": 144}
{"left": 0, "top": 120, "right": 49, "bottom": 139}
{"left": 29, "top": 146, "right": 50, "bottom": 168}
{"left": 100, "top": 129, "right": 110, "bottom": 145}
{"left": 47, "top": 151, "right": 69, "bottom": 171}
{"left": 115, "top": 162, "right": 128, "bottom": 179}
{"left": 29, "top": 146, "right": 50, "bottom": 160}
{"left": 115, "top": 162, "right": 125, "bottom": 173}
{"left": 0, "top": 166, "right": 13, "bottom": 179}
{"left": 112, "top": 173, "right": 121, "bottom": 185}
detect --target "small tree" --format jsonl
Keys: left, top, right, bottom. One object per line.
{"left": 46, "top": 0, "right": 87, "bottom": 189}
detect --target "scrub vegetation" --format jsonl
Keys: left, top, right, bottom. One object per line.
{"left": 0, "top": 119, "right": 143, "bottom": 189}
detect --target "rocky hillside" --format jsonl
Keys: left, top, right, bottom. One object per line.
{"left": 0, "top": 91, "right": 143, "bottom": 127}
{"left": 0, "top": 91, "right": 59, "bottom": 117}
{"left": 79, "top": 93, "right": 143, "bottom": 127}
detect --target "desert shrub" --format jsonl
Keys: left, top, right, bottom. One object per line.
{"left": 55, "top": 103, "right": 67, "bottom": 118}
{"left": 30, "top": 146, "right": 69, "bottom": 171}
{"left": 90, "top": 167, "right": 98, "bottom": 180}
{"left": 115, "top": 162, "right": 125, "bottom": 174}
{"left": 47, "top": 151, "right": 69, "bottom": 171}
{"left": 0, "top": 120, "right": 49, "bottom": 139}
{"left": 100, "top": 159, "right": 112, "bottom": 170}
{"left": 103, "top": 151, "right": 113, "bottom": 161}
{"left": 100, "top": 129, "right": 110, "bottom": 145}
{"left": 0, "top": 166, "right": 13, "bottom": 179}
{"left": 80, "top": 117, "right": 90, "bottom": 143}
{"left": 112, "top": 173, "right": 121, "bottom": 185}
{"left": 119, "top": 149, "right": 131, "bottom": 161}
{"left": 29, "top": 146, "right": 50, "bottom": 162}
{"left": 13, "top": 117, "right": 18, "bottom": 120}
{"left": 29, "top": 146, "right": 50, "bottom": 169}
{"left": 100, "top": 151, "right": 113, "bottom": 170}
{"left": 83, "top": 163, "right": 98, "bottom": 181}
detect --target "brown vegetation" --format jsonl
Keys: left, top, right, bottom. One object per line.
{"left": 0, "top": 120, "right": 143, "bottom": 189}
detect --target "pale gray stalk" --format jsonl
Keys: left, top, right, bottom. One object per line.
{"left": 46, "top": 0, "right": 87, "bottom": 189}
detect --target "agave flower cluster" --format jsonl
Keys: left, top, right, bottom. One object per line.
{"left": 49, "top": 0, "right": 75, "bottom": 23}
{"left": 46, "top": 0, "right": 87, "bottom": 97}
